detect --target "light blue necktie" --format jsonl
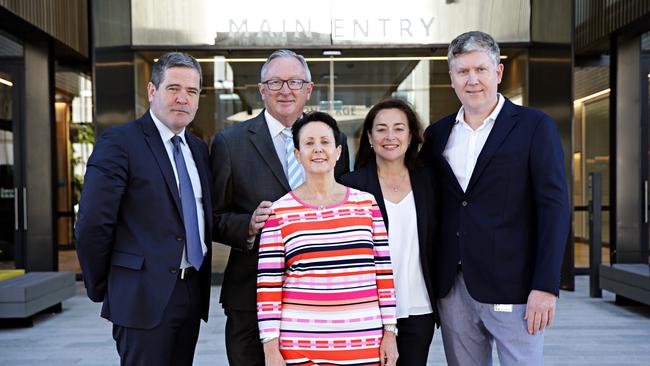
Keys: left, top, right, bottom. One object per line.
{"left": 171, "top": 135, "right": 203, "bottom": 270}
{"left": 281, "top": 128, "right": 304, "bottom": 190}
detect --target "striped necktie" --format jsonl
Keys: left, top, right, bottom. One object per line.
{"left": 171, "top": 135, "right": 203, "bottom": 270}
{"left": 281, "top": 128, "right": 304, "bottom": 190}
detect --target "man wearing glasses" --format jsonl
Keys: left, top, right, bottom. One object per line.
{"left": 210, "top": 49, "right": 349, "bottom": 366}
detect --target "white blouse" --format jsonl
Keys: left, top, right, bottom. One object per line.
{"left": 384, "top": 191, "right": 433, "bottom": 319}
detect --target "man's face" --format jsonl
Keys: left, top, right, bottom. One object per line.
{"left": 259, "top": 57, "right": 313, "bottom": 127}
{"left": 147, "top": 67, "right": 201, "bottom": 132}
{"left": 449, "top": 51, "right": 503, "bottom": 118}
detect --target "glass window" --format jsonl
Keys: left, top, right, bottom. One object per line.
{"left": 55, "top": 71, "right": 93, "bottom": 273}
{"left": 573, "top": 66, "right": 611, "bottom": 268}
{"left": 0, "top": 70, "right": 15, "bottom": 269}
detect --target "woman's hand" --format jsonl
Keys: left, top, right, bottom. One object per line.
{"left": 379, "top": 331, "right": 399, "bottom": 366}
{"left": 263, "top": 339, "right": 286, "bottom": 366}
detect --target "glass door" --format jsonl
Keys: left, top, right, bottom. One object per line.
{"left": 0, "top": 63, "right": 24, "bottom": 270}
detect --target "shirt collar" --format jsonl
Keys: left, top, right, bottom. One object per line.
{"left": 264, "top": 110, "right": 289, "bottom": 138}
{"left": 454, "top": 93, "right": 505, "bottom": 129}
{"left": 150, "top": 109, "right": 187, "bottom": 145}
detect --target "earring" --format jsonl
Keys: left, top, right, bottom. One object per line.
{"left": 370, "top": 143, "right": 374, "bottom": 149}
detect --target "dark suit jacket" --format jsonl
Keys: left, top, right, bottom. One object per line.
{"left": 339, "top": 160, "right": 437, "bottom": 311}
{"left": 420, "top": 98, "right": 570, "bottom": 304}
{"left": 211, "top": 110, "right": 350, "bottom": 311}
{"left": 75, "top": 111, "right": 212, "bottom": 329}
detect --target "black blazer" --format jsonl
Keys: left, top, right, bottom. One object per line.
{"left": 76, "top": 111, "right": 213, "bottom": 328}
{"left": 211, "top": 110, "right": 350, "bottom": 311}
{"left": 420, "top": 98, "right": 570, "bottom": 304}
{"left": 338, "top": 160, "right": 437, "bottom": 312}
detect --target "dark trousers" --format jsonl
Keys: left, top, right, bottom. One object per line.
{"left": 225, "top": 309, "right": 265, "bottom": 366}
{"left": 396, "top": 312, "right": 436, "bottom": 366}
{"left": 112, "top": 273, "right": 202, "bottom": 366}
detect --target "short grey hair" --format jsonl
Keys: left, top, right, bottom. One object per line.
{"left": 260, "top": 49, "right": 311, "bottom": 82}
{"left": 447, "top": 31, "right": 501, "bottom": 68}
{"left": 151, "top": 52, "right": 203, "bottom": 89}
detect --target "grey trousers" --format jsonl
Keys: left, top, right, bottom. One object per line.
{"left": 437, "top": 272, "right": 545, "bottom": 366}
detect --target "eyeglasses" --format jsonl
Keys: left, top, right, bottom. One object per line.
{"left": 262, "top": 79, "right": 309, "bottom": 91}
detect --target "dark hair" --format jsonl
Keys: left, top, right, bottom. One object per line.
{"left": 448, "top": 31, "right": 500, "bottom": 68}
{"left": 151, "top": 52, "right": 203, "bottom": 88}
{"left": 260, "top": 49, "right": 311, "bottom": 82}
{"left": 292, "top": 111, "right": 342, "bottom": 149}
{"left": 355, "top": 97, "right": 423, "bottom": 170}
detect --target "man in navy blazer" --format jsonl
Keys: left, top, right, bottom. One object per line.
{"left": 420, "top": 31, "right": 570, "bottom": 365}
{"left": 75, "top": 52, "right": 212, "bottom": 365}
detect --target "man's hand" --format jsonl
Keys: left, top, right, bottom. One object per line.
{"left": 524, "top": 289, "right": 557, "bottom": 335}
{"left": 379, "top": 331, "right": 399, "bottom": 366}
{"left": 249, "top": 201, "right": 273, "bottom": 237}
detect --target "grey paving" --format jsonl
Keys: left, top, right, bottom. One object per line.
{"left": 1, "top": 276, "right": 649, "bottom": 365}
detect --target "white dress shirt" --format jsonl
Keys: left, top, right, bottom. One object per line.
{"left": 384, "top": 191, "right": 433, "bottom": 318}
{"left": 150, "top": 110, "right": 207, "bottom": 268}
{"left": 443, "top": 94, "right": 506, "bottom": 191}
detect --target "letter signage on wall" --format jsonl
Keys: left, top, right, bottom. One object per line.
{"left": 131, "top": 0, "right": 530, "bottom": 47}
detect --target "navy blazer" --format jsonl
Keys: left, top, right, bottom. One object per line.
{"left": 339, "top": 160, "right": 437, "bottom": 312}
{"left": 75, "top": 111, "right": 213, "bottom": 329}
{"left": 420, "top": 98, "right": 570, "bottom": 304}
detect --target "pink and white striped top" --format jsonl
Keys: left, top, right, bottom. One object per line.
{"left": 257, "top": 187, "right": 397, "bottom": 365}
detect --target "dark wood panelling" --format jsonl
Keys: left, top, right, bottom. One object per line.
{"left": 0, "top": 0, "right": 88, "bottom": 57}
{"left": 576, "top": 0, "right": 650, "bottom": 54}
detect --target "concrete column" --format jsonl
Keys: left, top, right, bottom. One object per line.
{"left": 615, "top": 34, "right": 646, "bottom": 263}
{"left": 23, "top": 41, "right": 55, "bottom": 271}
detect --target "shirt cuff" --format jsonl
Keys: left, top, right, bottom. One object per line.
{"left": 246, "top": 234, "right": 256, "bottom": 250}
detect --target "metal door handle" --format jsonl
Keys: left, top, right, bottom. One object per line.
{"left": 22, "top": 187, "right": 27, "bottom": 230}
{"left": 643, "top": 180, "right": 648, "bottom": 224}
{"left": 14, "top": 188, "right": 19, "bottom": 231}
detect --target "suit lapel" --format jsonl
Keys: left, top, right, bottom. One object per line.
{"left": 141, "top": 112, "right": 183, "bottom": 217}
{"left": 365, "top": 162, "right": 388, "bottom": 229}
{"left": 465, "top": 99, "right": 518, "bottom": 194}
{"left": 249, "top": 112, "right": 291, "bottom": 192}
{"left": 436, "top": 118, "right": 464, "bottom": 195}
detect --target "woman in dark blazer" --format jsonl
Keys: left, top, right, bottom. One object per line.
{"left": 339, "top": 98, "right": 437, "bottom": 366}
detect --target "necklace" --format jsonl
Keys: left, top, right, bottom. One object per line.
{"left": 300, "top": 183, "right": 344, "bottom": 209}
{"left": 379, "top": 172, "right": 409, "bottom": 192}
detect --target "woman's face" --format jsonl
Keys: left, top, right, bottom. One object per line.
{"left": 368, "top": 108, "right": 412, "bottom": 164}
{"left": 295, "top": 121, "right": 342, "bottom": 176}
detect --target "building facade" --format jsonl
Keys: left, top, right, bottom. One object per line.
{"left": 1, "top": 0, "right": 647, "bottom": 302}
{"left": 0, "top": 0, "right": 90, "bottom": 272}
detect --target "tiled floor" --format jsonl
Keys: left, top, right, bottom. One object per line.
{"left": 1, "top": 276, "right": 649, "bottom": 365}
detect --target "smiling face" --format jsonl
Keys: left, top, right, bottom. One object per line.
{"left": 259, "top": 57, "right": 313, "bottom": 127}
{"left": 368, "top": 108, "right": 412, "bottom": 165}
{"left": 295, "top": 121, "right": 341, "bottom": 176}
{"left": 449, "top": 50, "right": 503, "bottom": 121}
{"left": 147, "top": 67, "right": 201, "bottom": 133}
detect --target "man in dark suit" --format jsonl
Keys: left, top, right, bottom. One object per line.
{"left": 210, "top": 49, "right": 349, "bottom": 366}
{"left": 75, "top": 52, "right": 212, "bottom": 365}
{"left": 420, "top": 31, "right": 570, "bottom": 365}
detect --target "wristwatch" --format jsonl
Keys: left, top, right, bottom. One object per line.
{"left": 261, "top": 336, "right": 278, "bottom": 344}
{"left": 383, "top": 324, "right": 398, "bottom": 336}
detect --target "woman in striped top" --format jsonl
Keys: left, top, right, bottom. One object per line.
{"left": 257, "top": 111, "right": 398, "bottom": 366}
